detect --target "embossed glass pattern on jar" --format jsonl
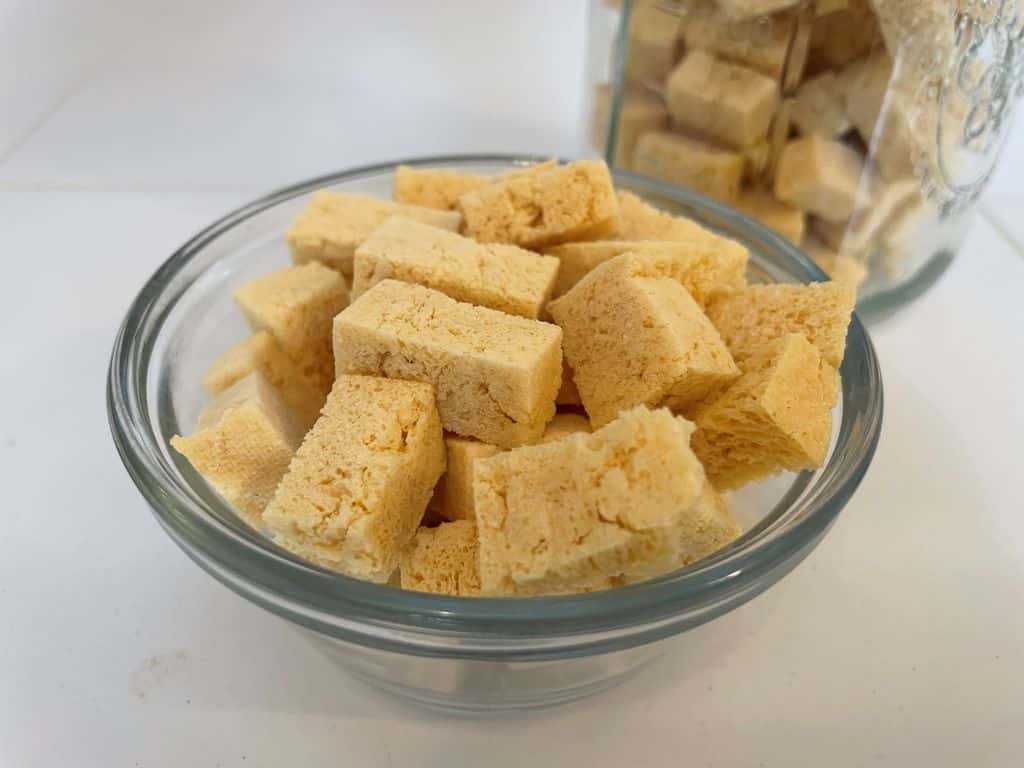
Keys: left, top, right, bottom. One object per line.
{"left": 585, "top": 0, "right": 1024, "bottom": 320}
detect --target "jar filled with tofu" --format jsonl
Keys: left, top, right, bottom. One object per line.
{"left": 586, "top": 0, "right": 1024, "bottom": 319}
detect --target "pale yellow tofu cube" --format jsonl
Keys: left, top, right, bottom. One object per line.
{"left": 774, "top": 136, "right": 864, "bottom": 222}
{"left": 691, "top": 334, "right": 837, "bottom": 489}
{"left": 333, "top": 280, "right": 562, "bottom": 448}
{"left": 171, "top": 372, "right": 302, "bottom": 528}
{"left": 706, "top": 281, "right": 856, "bottom": 368}
{"left": 429, "top": 435, "right": 501, "bottom": 522}
{"left": 203, "top": 330, "right": 324, "bottom": 431}
{"left": 233, "top": 262, "right": 350, "bottom": 394}
{"left": 474, "top": 406, "right": 707, "bottom": 596}
{"left": 352, "top": 217, "right": 559, "bottom": 319}
{"left": 549, "top": 253, "right": 739, "bottom": 428}
{"left": 263, "top": 375, "right": 445, "bottom": 583}
{"left": 733, "top": 191, "right": 806, "bottom": 245}
{"left": 633, "top": 132, "right": 745, "bottom": 202}
{"left": 790, "top": 71, "right": 851, "bottom": 138}
{"left": 545, "top": 239, "right": 747, "bottom": 305}
{"left": 287, "top": 191, "right": 461, "bottom": 276}
{"left": 400, "top": 520, "right": 482, "bottom": 596}
{"left": 458, "top": 160, "right": 620, "bottom": 249}
{"left": 667, "top": 50, "right": 779, "bottom": 150}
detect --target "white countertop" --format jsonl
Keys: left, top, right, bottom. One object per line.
{"left": 2, "top": 2, "right": 1023, "bottom": 765}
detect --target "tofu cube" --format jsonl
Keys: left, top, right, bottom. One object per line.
{"left": 171, "top": 373, "right": 302, "bottom": 528}
{"left": 774, "top": 136, "right": 864, "bottom": 222}
{"left": 474, "top": 406, "right": 707, "bottom": 596}
{"left": 691, "top": 334, "right": 837, "bottom": 489}
{"left": 667, "top": 50, "right": 779, "bottom": 150}
{"left": 633, "top": 132, "right": 745, "bottom": 202}
{"left": 429, "top": 435, "right": 501, "bottom": 522}
{"left": 203, "top": 330, "right": 324, "bottom": 431}
{"left": 263, "top": 375, "right": 445, "bottom": 582}
{"left": 333, "top": 280, "right": 563, "bottom": 448}
{"left": 545, "top": 239, "right": 747, "bottom": 305}
{"left": 681, "top": 9, "right": 793, "bottom": 78}
{"left": 233, "top": 262, "right": 351, "bottom": 394}
{"left": 457, "top": 160, "right": 620, "bottom": 249}
{"left": 399, "top": 520, "right": 482, "bottom": 596}
{"left": 393, "top": 166, "right": 490, "bottom": 210}
{"left": 393, "top": 161, "right": 557, "bottom": 210}
{"left": 624, "top": 3, "right": 681, "bottom": 86}
{"left": 790, "top": 71, "right": 852, "bottom": 138}
{"left": 592, "top": 84, "right": 669, "bottom": 167}
{"left": 706, "top": 281, "right": 856, "bottom": 368}
{"left": 287, "top": 191, "right": 461, "bottom": 276}
{"left": 351, "top": 217, "right": 559, "bottom": 319}
{"left": 548, "top": 253, "right": 740, "bottom": 428}
{"left": 732, "top": 191, "right": 806, "bottom": 244}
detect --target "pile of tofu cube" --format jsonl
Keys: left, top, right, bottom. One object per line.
{"left": 172, "top": 159, "right": 854, "bottom": 597}
{"left": 593, "top": 0, "right": 951, "bottom": 287}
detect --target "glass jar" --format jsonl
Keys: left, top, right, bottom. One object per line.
{"left": 585, "top": 0, "right": 1024, "bottom": 320}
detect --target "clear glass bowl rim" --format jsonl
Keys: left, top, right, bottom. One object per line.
{"left": 107, "top": 154, "right": 883, "bottom": 661}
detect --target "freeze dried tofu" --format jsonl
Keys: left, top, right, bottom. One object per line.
{"left": 633, "top": 131, "right": 745, "bottom": 202}
{"left": 774, "top": 136, "right": 864, "bottom": 223}
{"left": 474, "top": 406, "right": 707, "bottom": 596}
{"left": 458, "top": 160, "right": 620, "bottom": 249}
{"left": 352, "top": 217, "right": 559, "bottom": 319}
{"left": 263, "top": 375, "right": 445, "bottom": 583}
{"left": 171, "top": 373, "right": 302, "bottom": 528}
{"left": 545, "top": 239, "right": 747, "bottom": 304}
{"left": 733, "top": 191, "right": 805, "bottom": 244}
{"left": 333, "top": 280, "right": 562, "bottom": 448}
{"left": 549, "top": 252, "right": 739, "bottom": 427}
{"left": 706, "top": 281, "right": 856, "bottom": 368}
{"left": 691, "top": 334, "right": 836, "bottom": 489}
{"left": 287, "top": 191, "right": 461, "bottom": 276}
{"left": 667, "top": 50, "right": 779, "bottom": 150}
{"left": 400, "top": 520, "right": 482, "bottom": 596}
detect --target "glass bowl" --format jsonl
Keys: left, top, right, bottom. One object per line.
{"left": 107, "top": 155, "right": 883, "bottom": 713}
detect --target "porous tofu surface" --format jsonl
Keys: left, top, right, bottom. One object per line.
{"left": 171, "top": 373, "right": 302, "bottom": 528}
{"left": 546, "top": 238, "right": 748, "bottom": 304}
{"left": 233, "top": 262, "right": 350, "bottom": 394}
{"left": 458, "top": 160, "right": 620, "bottom": 249}
{"left": 473, "top": 406, "right": 706, "bottom": 596}
{"left": 287, "top": 190, "right": 461, "bottom": 275}
{"left": 203, "top": 330, "right": 324, "bottom": 431}
{"left": 691, "top": 334, "right": 837, "bottom": 489}
{"left": 549, "top": 253, "right": 739, "bottom": 427}
{"left": 678, "top": 482, "right": 743, "bottom": 565}
{"left": 262, "top": 375, "right": 445, "bottom": 583}
{"left": 352, "top": 217, "right": 559, "bottom": 319}
{"left": 393, "top": 166, "right": 490, "bottom": 210}
{"left": 333, "top": 280, "right": 562, "bottom": 448}
{"left": 706, "top": 281, "right": 856, "bottom": 368}
{"left": 399, "top": 520, "right": 482, "bottom": 596}
{"left": 393, "top": 162, "right": 557, "bottom": 210}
